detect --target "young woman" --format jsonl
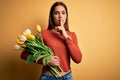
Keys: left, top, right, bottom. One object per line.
{"left": 21, "top": 1, "right": 82, "bottom": 80}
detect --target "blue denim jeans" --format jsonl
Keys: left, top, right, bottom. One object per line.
{"left": 39, "top": 71, "right": 72, "bottom": 80}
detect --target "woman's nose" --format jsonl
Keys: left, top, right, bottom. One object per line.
{"left": 59, "top": 13, "right": 62, "bottom": 18}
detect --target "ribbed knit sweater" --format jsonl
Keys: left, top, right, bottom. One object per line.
{"left": 21, "top": 30, "right": 82, "bottom": 72}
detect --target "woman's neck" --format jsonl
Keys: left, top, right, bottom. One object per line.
{"left": 52, "top": 28, "right": 61, "bottom": 34}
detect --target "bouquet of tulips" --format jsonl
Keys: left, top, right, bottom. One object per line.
{"left": 14, "top": 25, "right": 63, "bottom": 77}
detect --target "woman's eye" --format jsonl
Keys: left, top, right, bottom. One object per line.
{"left": 54, "top": 12, "right": 59, "bottom": 15}
{"left": 62, "top": 12, "right": 66, "bottom": 14}
{"left": 54, "top": 11, "right": 66, "bottom": 15}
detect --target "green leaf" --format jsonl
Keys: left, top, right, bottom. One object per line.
{"left": 43, "top": 56, "right": 52, "bottom": 66}
{"left": 44, "top": 45, "right": 54, "bottom": 55}
{"left": 35, "top": 53, "right": 49, "bottom": 62}
{"left": 26, "top": 55, "right": 34, "bottom": 64}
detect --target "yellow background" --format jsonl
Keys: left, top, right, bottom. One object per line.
{"left": 0, "top": 0, "right": 120, "bottom": 80}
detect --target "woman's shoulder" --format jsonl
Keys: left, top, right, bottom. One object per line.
{"left": 41, "top": 29, "right": 49, "bottom": 32}
{"left": 41, "top": 29, "right": 52, "bottom": 37}
{"left": 41, "top": 29, "right": 51, "bottom": 34}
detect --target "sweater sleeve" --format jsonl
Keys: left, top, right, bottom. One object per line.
{"left": 65, "top": 32, "right": 82, "bottom": 63}
{"left": 21, "top": 51, "right": 43, "bottom": 64}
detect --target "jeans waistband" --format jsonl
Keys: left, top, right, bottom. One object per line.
{"left": 44, "top": 69, "right": 71, "bottom": 76}
{"left": 40, "top": 71, "right": 72, "bottom": 80}
{"left": 42, "top": 70, "right": 71, "bottom": 77}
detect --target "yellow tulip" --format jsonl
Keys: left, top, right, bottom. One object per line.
{"left": 36, "top": 25, "right": 41, "bottom": 32}
{"left": 18, "top": 35, "right": 21, "bottom": 39}
{"left": 16, "top": 39, "right": 24, "bottom": 45}
{"left": 25, "top": 34, "right": 35, "bottom": 40}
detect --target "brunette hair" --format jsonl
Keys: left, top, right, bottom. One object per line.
{"left": 47, "top": 1, "right": 69, "bottom": 31}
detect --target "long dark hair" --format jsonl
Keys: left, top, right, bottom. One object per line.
{"left": 47, "top": 1, "right": 69, "bottom": 31}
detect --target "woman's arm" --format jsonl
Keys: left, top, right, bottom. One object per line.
{"left": 21, "top": 51, "right": 43, "bottom": 64}
{"left": 65, "top": 32, "right": 82, "bottom": 63}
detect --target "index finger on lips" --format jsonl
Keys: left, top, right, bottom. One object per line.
{"left": 60, "top": 19, "right": 63, "bottom": 26}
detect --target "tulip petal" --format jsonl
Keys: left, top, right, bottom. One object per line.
{"left": 20, "top": 34, "right": 27, "bottom": 41}
{"left": 14, "top": 44, "right": 22, "bottom": 50}
{"left": 36, "top": 25, "right": 41, "bottom": 32}
{"left": 23, "top": 29, "right": 31, "bottom": 35}
{"left": 16, "top": 39, "right": 24, "bottom": 45}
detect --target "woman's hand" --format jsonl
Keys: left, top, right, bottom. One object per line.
{"left": 48, "top": 56, "right": 60, "bottom": 66}
{"left": 55, "top": 19, "right": 69, "bottom": 39}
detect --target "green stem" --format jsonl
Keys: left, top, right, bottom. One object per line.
{"left": 49, "top": 66, "right": 61, "bottom": 77}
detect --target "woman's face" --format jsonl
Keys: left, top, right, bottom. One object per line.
{"left": 53, "top": 5, "right": 67, "bottom": 26}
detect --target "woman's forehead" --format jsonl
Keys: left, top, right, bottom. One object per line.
{"left": 54, "top": 5, "right": 66, "bottom": 12}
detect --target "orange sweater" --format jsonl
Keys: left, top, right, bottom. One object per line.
{"left": 21, "top": 30, "right": 82, "bottom": 72}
